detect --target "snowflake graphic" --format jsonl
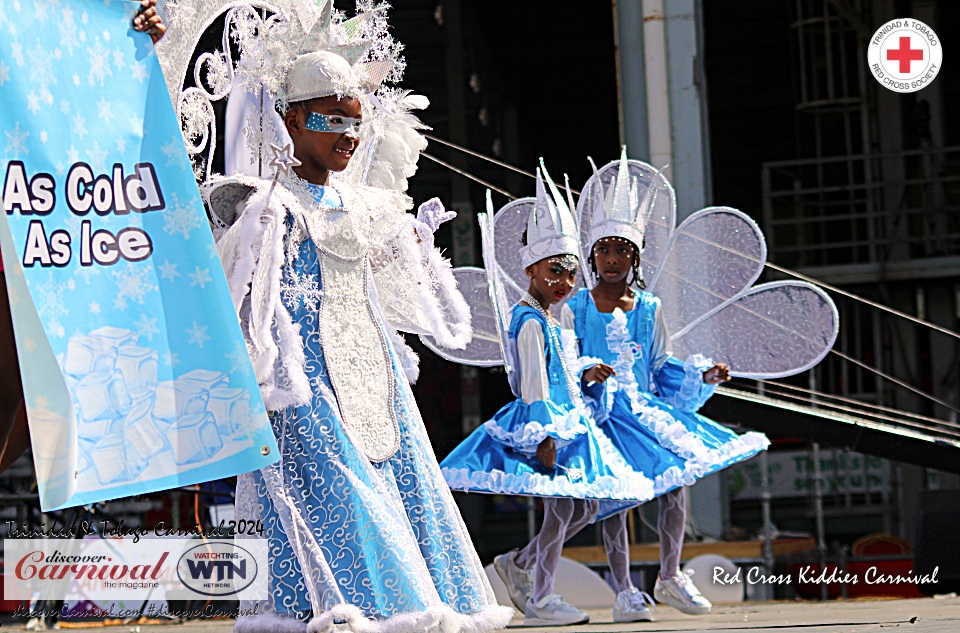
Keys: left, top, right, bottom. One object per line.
{"left": 116, "top": 136, "right": 127, "bottom": 154}
{"left": 38, "top": 86, "right": 52, "bottom": 106}
{"left": 5, "top": 122, "right": 29, "bottom": 157}
{"left": 189, "top": 267, "right": 212, "bottom": 289}
{"left": 71, "top": 112, "right": 87, "bottom": 140}
{"left": 161, "top": 138, "right": 182, "bottom": 167}
{"left": 163, "top": 351, "right": 180, "bottom": 368}
{"left": 281, "top": 268, "right": 323, "bottom": 312}
{"left": 89, "top": 301, "right": 101, "bottom": 314}
{"left": 158, "top": 260, "right": 180, "bottom": 281}
{"left": 112, "top": 47, "right": 125, "bottom": 69}
{"left": 73, "top": 262, "right": 101, "bottom": 285}
{"left": 96, "top": 96, "right": 113, "bottom": 123}
{"left": 87, "top": 37, "right": 111, "bottom": 86}
{"left": 26, "top": 91, "right": 40, "bottom": 115}
{"left": 133, "top": 314, "right": 160, "bottom": 342}
{"left": 111, "top": 264, "right": 158, "bottom": 309}
{"left": 226, "top": 341, "right": 253, "bottom": 378}
{"left": 35, "top": 272, "right": 71, "bottom": 338}
{"left": 0, "top": 60, "right": 9, "bottom": 85}
{"left": 65, "top": 145, "right": 79, "bottom": 163}
{"left": 59, "top": 99, "right": 70, "bottom": 114}
{"left": 186, "top": 322, "right": 211, "bottom": 348}
{"left": 11, "top": 42, "right": 24, "bottom": 67}
{"left": 27, "top": 39, "right": 55, "bottom": 88}
{"left": 162, "top": 194, "right": 203, "bottom": 240}
{"left": 86, "top": 142, "right": 108, "bottom": 173}
{"left": 130, "top": 60, "right": 147, "bottom": 83}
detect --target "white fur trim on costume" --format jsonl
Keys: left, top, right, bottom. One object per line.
{"left": 232, "top": 603, "right": 513, "bottom": 633}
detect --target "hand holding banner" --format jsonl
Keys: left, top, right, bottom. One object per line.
{"left": 0, "top": 0, "right": 278, "bottom": 510}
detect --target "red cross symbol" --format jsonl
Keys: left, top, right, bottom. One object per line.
{"left": 887, "top": 36, "right": 924, "bottom": 73}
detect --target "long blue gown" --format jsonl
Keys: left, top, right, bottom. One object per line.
{"left": 234, "top": 184, "right": 511, "bottom": 633}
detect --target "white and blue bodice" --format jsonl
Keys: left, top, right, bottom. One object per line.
{"left": 562, "top": 288, "right": 716, "bottom": 414}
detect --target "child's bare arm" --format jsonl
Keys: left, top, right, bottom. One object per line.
{"left": 703, "top": 363, "right": 731, "bottom": 384}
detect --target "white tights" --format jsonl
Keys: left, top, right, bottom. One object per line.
{"left": 515, "top": 498, "right": 599, "bottom": 603}
{"left": 515, "top": 489, "right": 687, "bottom": 600}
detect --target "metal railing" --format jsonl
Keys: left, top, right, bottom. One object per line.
{"left": 761, "top": 146, "right": 960, "bottom": 268}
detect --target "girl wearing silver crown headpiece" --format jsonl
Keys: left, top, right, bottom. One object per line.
{"left": 555, "top": 148, "right": 770, "bottom": 621}
{"left": 162, "top": 2, "right": 514, "bottom": 632}
{"left": 439, "top": 165, "right": 661, "bottom": 627}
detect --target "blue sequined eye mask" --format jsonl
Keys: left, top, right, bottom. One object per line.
{"left": 305, "top": 112, "right": 362, "bottom": 138}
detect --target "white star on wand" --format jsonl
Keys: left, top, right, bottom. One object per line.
{"left": 265, "top": 142, "right": 302, "bottom": 207}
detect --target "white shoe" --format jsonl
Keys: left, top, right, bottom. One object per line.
{"left": 493, "top": 550, "right": 534, "bottom": 613}
{"left": 612, "top": 587, "right": 656, "bottom": 622}
{"left": 654, "top": 569, "right": 712, "bottom": 615}
{"left": 523, "top": 594, "right": 590, "bottom": 626}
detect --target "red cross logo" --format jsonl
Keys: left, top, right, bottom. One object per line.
{"left": 886, "top": 36, "right": 924, "bottom": 73}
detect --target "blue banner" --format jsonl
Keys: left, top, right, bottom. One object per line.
{"left": 0, "top": 0, "right": 278, "bottom": 510}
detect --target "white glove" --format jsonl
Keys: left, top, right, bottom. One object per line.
{"left": 411, "top": 198, "right": 456, "bottom": 250}
{"left": 416, "top": 198, "right": 457, "bottom": 233}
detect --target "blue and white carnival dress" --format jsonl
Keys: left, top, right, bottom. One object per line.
{"left": 215, "top": 176, "right": 512, "bottom": 633}
{"left": 561, "top": 287, "right": 769, "bottom": 518}
{"left": 441, "top": 302, "right": 656, "bottom": 502}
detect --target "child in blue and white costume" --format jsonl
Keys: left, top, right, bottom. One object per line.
{"left": 557, "top": 149, "right": 770, "bottom": 619}
{"left": 441, "top": 166, "right": 657, "bottom": 627}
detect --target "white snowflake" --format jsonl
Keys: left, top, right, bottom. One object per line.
{"left": 54, "top": 163, "right": 64, "bottom": 176}
{"left": 5, "top": 122, "right": 29, "bottom": 157}
{"left": 11, "top": 41, "right": 24, "bottom": 67}
{"left": 87, "top": 37, "right": 111, "bottom": 86}
{"left": 89, "top": 301, "right": 101, "bottom": 314}
{"left": 71, "top": 112, "right": 87, "bottom": 139}
{"left": 35, "top": 272, "right": 71, "bottom": 338}
{"left": 189, "top": 266, "right": 212, "bottom": 289}
{"left": 72, "top": 74, "right": 80, "bottom": 86}
{"left": 186, "top": 322, "right": 211, "bottom": 348}
{"left": 116, "top": 136, "right": 127, "bottom": 154}
{"left": 133, "top": 314, "right": 159, "bottom": 341}
{"left": 86, "top": 142, "right": 107, "bottom": 172}
{"left": 102, "top": 30, "right": 110, "bottom": 42}
{"left": 129, "top": 114, "right": 143, "bottom": 135}
{"left": 130, "top": 60, "right": 147, "bottom": 83}
{"left": 59, "top": 99, "right": 70, "bottom": 114}
{"left": 73, "top": 261, "right": 101, "bottom": 285}
{"left": 161, "top": 138, "right": 181, "bottom": 166}
{"left": 40, "top": 130, "right": 48, "bottom": 143}
{"left": 112, "top": 47, "right": 125, "bottom": 69}
{"left": 38, "top": 86, "right": 52, "bottom": 105}
{"left": 65, "top": 145, "right": 79, "bottom": 163}
{"left": 226, "top": 341, "right": 253, "bottom": 378}
{"left": 81, "top": 11, "right": 88, "bottom": 24}
{"left": 111, "top": 265, "right": 158, "bottom": 309}
{"left": 162, "top": 194, "right": 202, "bottom": 240}
{"left": 281, "top": 268, "right": 323, "bottom": 312}
{"left": 96, "top": 96, "right": 113, "bottom": 123}
{"left": 27, "top": 39, "right": 55, "bottom": 88}
{"left": 57, "top": 6, "right": 78, "bottom": 55}
{"left": 26, "top": 92, "right": 40, "bottom": 115}
{"left": 163, "top": 351, "right": 180, "bottom": 367}
{"left": 159, "top": 260, "right": 180, "bottom": 281}
{"left": 0, "top": 60, "right": 10, "bottom": 86}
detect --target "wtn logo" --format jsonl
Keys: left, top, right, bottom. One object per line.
{"left": 176, "top": 542, "right": 261, "bottom": 597}
{"left": 185, "top": 559, "right": 247, "bottom": 581}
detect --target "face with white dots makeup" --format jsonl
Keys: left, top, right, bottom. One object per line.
{"left": 283, "top": 95, "right": 362, "bottom": 185}
{"left": 525, "top": 254, "right": 578, "bottom": 309}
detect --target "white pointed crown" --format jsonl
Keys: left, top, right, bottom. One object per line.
{"left": 588, "top": 146, "right": 663, "bottom": 252}
{"left": 520, "top": 160, "right": 580, "bottom": 269}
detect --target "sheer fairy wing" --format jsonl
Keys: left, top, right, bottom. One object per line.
{"left": 417, "top": 267, "right": 504, "bottom": 366}
{"left": 647, "top": 206, "right": 766, "bottom": 337}
{"left": 419, "top": 194, "right": 520, "bottom": 376}
{"left": 576, "top": 157, "right": 676, "bottom": 287}
{"left": 670, "top": 281, "right": 839, "bottom": 379}
{"left": 492, "top": 197, "right": 537, "bottom": 296}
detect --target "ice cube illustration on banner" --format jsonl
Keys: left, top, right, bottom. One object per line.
{"left": 0, "top": 1, "right": 279, "bottom": 509}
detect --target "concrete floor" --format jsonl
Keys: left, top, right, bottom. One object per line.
{"left": 4, "top": 594, "right": 958, "bottom": 632}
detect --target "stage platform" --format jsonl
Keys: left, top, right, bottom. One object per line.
{"left": 5, "top": 594, "right": 956, "bottom": 632}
